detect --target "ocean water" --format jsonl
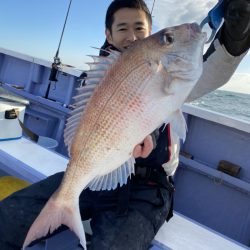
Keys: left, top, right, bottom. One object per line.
{"left": 190, "top": 90, "right": 250, "bottom": 123}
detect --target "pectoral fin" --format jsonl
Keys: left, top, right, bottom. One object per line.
{"left": 163, "top": 109, "right": 187, "bottom": 141}
{"left": 170, "top": 109, "right": 187, "bottom": 141}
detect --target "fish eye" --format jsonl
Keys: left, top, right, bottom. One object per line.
{"left": 163, "top": 33, "right": 174, "bottom": 44}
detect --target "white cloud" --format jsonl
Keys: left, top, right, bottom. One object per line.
{"left": 219, "top": 73, "right": 250, "bottom": 94}
{"left": 146, "top": 0, "right": 217, "bottom": 30}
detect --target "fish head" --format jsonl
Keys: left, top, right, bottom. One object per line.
{"left": 137, "top": 23, "right": 207, "bottom": 97}
{"left": 149, "top": 22, "right": 206, "bottom": 77}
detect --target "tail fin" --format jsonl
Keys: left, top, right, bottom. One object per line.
{"left": 22, "top": 193, "right": 86, "bottom": 249}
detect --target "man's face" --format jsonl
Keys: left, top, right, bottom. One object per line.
{"left": 106, "top": 8, "right": 151, "bottom": 52}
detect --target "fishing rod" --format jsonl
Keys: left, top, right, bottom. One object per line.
{"left": 45, "top": 0, "right": 73, "bottom": 98}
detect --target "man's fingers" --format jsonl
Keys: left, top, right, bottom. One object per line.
{"left": 133, "top": 144, "right": 143, "bottom": 158}
{"left": 133, "top": 135, "right": 153, "bottom": 158}
{"left": 140, "top": 135, "right": 153, "bottom": 158}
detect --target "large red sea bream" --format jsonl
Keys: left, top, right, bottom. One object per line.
{"left": 23, "top": 23, "right": 206, "bottom": 249}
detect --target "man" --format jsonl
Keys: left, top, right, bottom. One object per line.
{"left": 0, "top": 0, "right": 249, "bottom": 249}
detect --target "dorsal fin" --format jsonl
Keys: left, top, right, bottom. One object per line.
{"left": 64, "top": 51, "right": 121, "bottom": 154}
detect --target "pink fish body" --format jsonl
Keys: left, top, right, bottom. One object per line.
{"left": 23, "top": 23, "right": 206, "bottom": 249}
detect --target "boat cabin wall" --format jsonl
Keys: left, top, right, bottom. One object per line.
{"left": 175, "top": 104, "right": 250, "bottom": 247}
{"left": 181, "top": 104, "right": 250, "bottom": 182}
{"left": 0, "top": 49, "right": 81, "bottom": 105}
{"left": 0, "top": 48, "right": 83, "bottom": 156}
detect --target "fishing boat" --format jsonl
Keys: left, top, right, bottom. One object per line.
{"left": 0, "top": 43, "right": 249, "bottom": 250}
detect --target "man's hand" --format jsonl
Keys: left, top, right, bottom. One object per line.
{"left": 221, "top": 0, "right": 250, "bottom": 56}
{"left": 133, "top": 135, "right": 153, "bottom": 158}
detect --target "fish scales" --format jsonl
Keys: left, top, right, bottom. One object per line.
{"left": 57, "top": 68, "right": 151, "bottom": 198}
{"left": 67, "top": 54, "right": 153, "bottom": 177}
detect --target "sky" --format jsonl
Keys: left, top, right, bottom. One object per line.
{"left": 0, "top": 0, "right": 249, "bottom": 94}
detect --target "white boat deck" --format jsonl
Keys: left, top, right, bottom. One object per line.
{"left": 0, "top": 137, "right": 68, "bottom": 182}
{"left": 0, "top": 137, "right": 248, "bottom": 250}
{"left": 153, "top": 213, "right": 247, "bottom": 250}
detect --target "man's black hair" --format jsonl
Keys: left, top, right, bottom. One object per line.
{"left": 105, "top": 0, "right": 152, "bottom": 32}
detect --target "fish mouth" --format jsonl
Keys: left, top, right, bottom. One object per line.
{"left": 189, "top": 22, "right": 207, "bottom": 41}
{"left": 190, "top": 23, "right": 201, "bottom": 33}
